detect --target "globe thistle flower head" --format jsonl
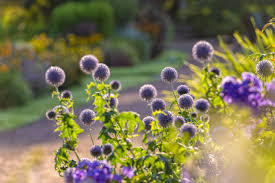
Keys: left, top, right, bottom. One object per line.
{"left": 161, "top": 67, "right": 178, "bottom": 83}
{"left": 90, "top": 145, "right": 102, "bottom": 157}
{"left": 178, "top": 94, "right": 194, "bottom": 109}
{"left": 158, "top": 110, "right": 174, "bottom": 128}
{"left": 77, "top": 158, "right": 94, "bottom": 169}
{"left": 79, "top": 109, "right": 95, "bottom": 125}
{"left": 256, "top": 60, "right": 274, "bottom": 77}
{"left": 64, "top": 167, "right": 75, "bottom": 183}
{"left": 104, "top": 94, "right": 119, "bottom": 108}
{"left": 93, "top": 63, "right": 110, "bottom": 82}
{"left": 174, "top": 116, "right": 185, "bottom": 128}
{"left": 200, "top": 114, "right": 209, "bottom": 122}
{"left": 151, "top": 98, "right": 166, "bottom": 111}
{"left": 142, "top": 116, "right": 155, "bottom": 131}
{"left": 190, "top": 112, "right": 198, "bottom": 118}
{"left": 102, "top": 143, "right": 113, "bottom": 155}
{"left": 53, "top": 105, "right": 69, "bottom": 115}
{"left": 180, "top": 123, "right": 197, "bottom": 138}
{"left": 61, "top": 90, "right": 73, "bottom": 100}
{"left": 177, "top": 85, "right": 190, "bottom": 95}
{"left": 195, "top": 99, "right": 210, "bottom": 113}
{"left": 192, "top": 41, "right": 214, "bottom": 62}
{"left": 210, "top": 67, "right": 221, "bottom": 76}
{"left": 139, "top": 84, "right": 157, "bottom": 102}
{"left": 45, "top": 66, "right": 65, "bottom": 87}
{"left": 110, "top": 80, "right": 121, "bottom": 91}
{"left": 79, "top": 55, "right": 98, "bottom": 74}
{"left": 46, "top": 109, "right": 56, "bottom": 120}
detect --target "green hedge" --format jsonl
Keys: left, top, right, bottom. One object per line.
{"left": 50, "top": 1, "right": 114, "bottom": 36}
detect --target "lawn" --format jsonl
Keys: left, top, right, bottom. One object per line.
{"left": 0, "top": 50, "right": 185, "bottom": 132}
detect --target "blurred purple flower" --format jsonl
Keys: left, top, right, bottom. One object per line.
{"left": 122, "top": 166, "right": 134, "bottom": 178}
{"left": 221, "top": 72, "right": 264, "bottom": 110}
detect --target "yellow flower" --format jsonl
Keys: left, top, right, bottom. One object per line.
{"left": 0, "top": 64, "right": 8, "bottom": 73}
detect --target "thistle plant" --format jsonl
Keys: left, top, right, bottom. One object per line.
{"left": 45, "top": 54, "right": 213, "bottom": 183}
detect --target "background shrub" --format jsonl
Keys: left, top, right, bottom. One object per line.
{"left": 116, "top": 26, "right": 151, "bottom": 61}
{"left": 180, "top": 0, "right": 275, "bottom": 36}
{"left": 101, "top": 39, "right": 139, "bottom": 67}
{"left": 105, "top": 0, "right": 138, "bottom": 27}
{"left": 50, "top": 1, "right": 114, "bottom": 36}
{"left": 0, "top": 71, "right": 32, "bottom": 108}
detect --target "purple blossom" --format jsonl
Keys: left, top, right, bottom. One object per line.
{"left": 122, "top": 166, "right": 134, "bottom": 179}
{"left": 71, "top": 159, "right": 122, "bottom": 183}
{"left": 221, "top": 73, "right": 264, "bottom": 110}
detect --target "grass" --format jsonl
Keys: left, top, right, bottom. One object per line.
{"left": 0, "top": 50, "right": 185, "bottom": 132}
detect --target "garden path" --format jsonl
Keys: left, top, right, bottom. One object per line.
{"left": 0, "top": 38, "right": 218, "bottom": 183}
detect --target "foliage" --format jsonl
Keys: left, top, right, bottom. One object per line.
{"left": 1, "top": 5, "right": 46, "bottom": 40}
{"left": 105, "top": 0, "right": 138, "bottom": 27}
{"left": 181, "top": 0, "right": 275, "bottom": 36}
{"left": 50, "top": 1, "right": 114, "bottom": 36}
{"left": 47, "top": 60, "right": 212, "bottom": 182}
{"left": 0, "top": 71, "right": 31, "bottom": 108}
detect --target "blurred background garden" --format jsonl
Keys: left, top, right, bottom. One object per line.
{"left": 0, "top": 0, "right": 274, "bottom": 182}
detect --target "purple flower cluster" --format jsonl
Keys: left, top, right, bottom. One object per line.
{"left": 64, "top": 159, "right": 122, "bottom": 183}
{"left": 220, "top": 72, "right": 264, "bottom": 109}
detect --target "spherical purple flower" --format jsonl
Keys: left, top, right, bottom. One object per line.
{"left": 210, "top": 67, "right": 221, "bottom": 76}
{"left": 256, "top": 60, "right": 274, "bottom": 77}
{"left": 79, "top": 109, "right": 95, "bottom": 125}
{"left": 90, "top": 145, "right": 102, "bottom": 157}
{"left": 93, "top": 63, "right": 110, "bottom": 82}
{"left": 178, "top": 94, "right": 194, "bottom": 109}
{"left": 200, "top": 114, "right": 209, "bottom": 122}
{"left": 194, "top": 99, "right": 210, "bottom": 113}
{"left": 161, "top": 67, "right": 178, "bottom": 83}
{"left": 151, "top": 98, "right": 166, "bottom": 111}
{"left": 192, "top": 41, "right": 214, "bottom": 62}
{"left": 53, "top": 105, "right": 69, "bottom": 114}
{"left": 46, "top": 109, "right": 56, "bottom": 120}
{"left": 177, "top": 85, "right": 190, "bottom": 95}
{"left": 158, "top": 110, "right": 174, "bottom": 127}
{"left": 110, "top": 80, "right": 121, "bottom": 91}
{"left": 190, "top": 112, "right": 198, "bottom": 118}
{"left": 174, "top": 116, "right": 185, "bottom": 128}
{"left": 180, "top": 123, "right": 196, "bottom": 138}
{"left": 142, "top": 116, "right": 155, "bottom": 131}
{"left": 139, "top": 84, "right": 157, "bottom": 102}
{"left": 104, "top": 94, "right": 119, "bottom": 108}
{"left": 61, "top": 90, "right": 73, "bottom": 99}
{"left": 122, "top": 166, "right": 134, "bottom": 179}
{"left": 45, "top": 66, "right": 65, "bottom": 87}
{"left": 64, "top": 168, "right": 75, "bottom": 183}
{"left": 102, "top": 143, "right": 113, "bottom": 155}
{"left": 80, "top": 55, "right": 98, "bottom": 74}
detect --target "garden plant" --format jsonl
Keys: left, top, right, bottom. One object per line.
{"left": 45, "top": 21, "right": 274, "bottom": 182}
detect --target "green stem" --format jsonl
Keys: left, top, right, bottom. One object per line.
{"left": 170, "top": 84, "right": 182, "bottom": 112}
{"left": 74, "top": 150, "right": 81, "bottom": 162}
{"left": 89, "top": 128, "right": 95, "bottom": 145}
